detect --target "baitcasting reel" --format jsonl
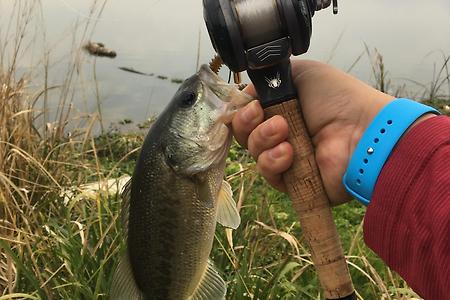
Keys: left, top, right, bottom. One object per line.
{"left": 203, "top": 0, "right": 338, "bottom": 107}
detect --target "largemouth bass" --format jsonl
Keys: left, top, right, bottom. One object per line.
{"left": 110, "top": 65, "right": 251, "bottom": 300}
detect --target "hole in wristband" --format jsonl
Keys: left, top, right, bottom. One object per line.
{"left": 356, "top": 179, "right": 361, "bottom": 185}
{"left": 374, "top": 138, "right": 379, "bottom": 143}
{"left": 380, "top": 128, "right": 386, "bottom": 134}
{"left": 359, "top": 169, "right": 364, "bottom": 174}
{"left": 363, "top": 158, "right": 368, "bottom": 164}
{"left": 387, "top": 120, "right": 393, "bottom": 125}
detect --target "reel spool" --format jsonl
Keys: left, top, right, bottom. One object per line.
{"left": 204, "top": 0, "right": 315, "bottom": 72}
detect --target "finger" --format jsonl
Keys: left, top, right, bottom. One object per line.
{"left": 256, "top": 142, "right": 294, "bottom": 192}
{"left": 248, "top": 115, "right": 289, "bottom": 159}
{"left": 232, "top": 100, "right": 264, "bottom": 148}
{"left": 242, "top": 84, "right": 257, "bottom": 97}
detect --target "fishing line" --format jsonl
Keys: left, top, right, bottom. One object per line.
{"left": 234, "top": 0, "right": 282, "bottom": 47}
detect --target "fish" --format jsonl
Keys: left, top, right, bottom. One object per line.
{"left": 110, "top": 65, "right": 252, "bottom": 300}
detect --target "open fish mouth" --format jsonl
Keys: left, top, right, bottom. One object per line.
{"left": 198, "top": 65, "right": 253, "bottom": 125}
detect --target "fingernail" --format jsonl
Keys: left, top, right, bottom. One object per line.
{"left": 241, "top": 101, "right": 257, "bottom": 123}
{"left": 269, "top": 145, "right": 284, "bottom": 160}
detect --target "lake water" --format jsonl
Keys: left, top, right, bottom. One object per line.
{"left": 3, "top": 0, "right": 450, "bottom": 128}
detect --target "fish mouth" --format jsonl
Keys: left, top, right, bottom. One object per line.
{"left": 198, "top": 65, "right": 253, "bottom": 124}
{"left": 198, "top": 64, "right": 225, "bottom": 87}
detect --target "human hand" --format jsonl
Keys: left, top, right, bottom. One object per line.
{"left": 232, "top": 60, "right": 395, "bottom": 205}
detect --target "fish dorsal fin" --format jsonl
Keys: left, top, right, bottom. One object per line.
{"left": 109, "top": 252, "right": 145, "bottom": 300}
{"left": 216, "top": 180, "right": 240, "bottom": 230}
{"left": 189, "top": 259, "right": 226, "bottom": 300}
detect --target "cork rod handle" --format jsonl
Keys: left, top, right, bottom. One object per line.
{"left": 264, "top": 99, "right": 355, "bottom": 299}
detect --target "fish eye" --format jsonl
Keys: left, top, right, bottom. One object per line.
{"left": 179, "top": 91, "right": 197, "bottom": 108}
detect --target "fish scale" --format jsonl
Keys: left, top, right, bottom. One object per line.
{"left": 128, "top": 147, "right": 217, "bottom": 298}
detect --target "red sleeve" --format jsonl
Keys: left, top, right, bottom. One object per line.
{"left": 364, "top": 115, "right": 450, "bottom": 299}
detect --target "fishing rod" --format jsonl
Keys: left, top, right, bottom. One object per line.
{"left": 203, "top": 0, "right": 356, "bottom": 299}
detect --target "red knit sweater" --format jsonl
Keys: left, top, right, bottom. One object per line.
{"left": 364, "top": 115, "right": 450, "bottom": 299}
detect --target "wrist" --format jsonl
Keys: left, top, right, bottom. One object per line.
{"left": 343, "top": 98, "right": 440, "bottom": 205}
{"left": 351, "top": 98, "right": 436, "bottom": 156}
{"left": 350, "top": 92, "right": 395, "bottom": 157}
{"left": 407, "top": 113, "right": 436, "bottom": 132}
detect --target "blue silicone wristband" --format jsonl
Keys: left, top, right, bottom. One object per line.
{"left": 343, "top": 98, "right": 440, "bottom": 206}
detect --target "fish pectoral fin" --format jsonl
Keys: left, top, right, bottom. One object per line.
{"left": 190, "top": 259, "right": 227, "bottom": 300}
{"left": 110, "top": 251, "right": 145, "bottom": 300}
{"left": 216, "top": 180, "right": 241, "bottom": 230}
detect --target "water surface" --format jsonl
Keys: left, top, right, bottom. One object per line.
{"left": 3, "top": 0, "right": 450, "bottom": 127}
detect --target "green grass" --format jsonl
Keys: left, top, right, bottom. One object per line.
{"left": 0, "top": 132, "right": 422, "bottom": 299}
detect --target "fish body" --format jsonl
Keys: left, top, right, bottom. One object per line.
{"left": 110, "top": 65, "right": 250, "bottom": 300}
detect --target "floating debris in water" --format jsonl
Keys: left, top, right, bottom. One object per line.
{"left": 118, "top": 66, "right": 183, "bottom": 84}
{"left": 119, "top": 118, "right": 133, "bottom": 125}
{"left": 170, "top": 78, "right": 183, "bottom": 84}
{"left": 84, "top": 41, "right": 117, "bottom": 58}
{"left": 118, "top": 67, "right": 153, "bottom": 76}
